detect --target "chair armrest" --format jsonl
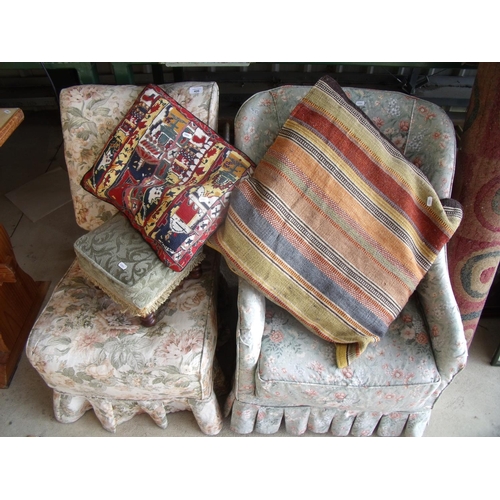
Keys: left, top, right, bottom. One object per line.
{"left": 417, "top": 249, "right": 468, "bottom": 386}
{"left": 234, "top": 248, "right": 468, "bottom": 395}
{"left": 234, "top": 277, "right": 267, "bottom": 396}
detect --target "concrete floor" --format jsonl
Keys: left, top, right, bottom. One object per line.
{"left": 1, "top": 109, "right": 499, "bottom": 438}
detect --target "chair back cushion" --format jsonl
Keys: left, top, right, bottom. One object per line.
{"left": 60, "top": 82, "right": 220, "bottom": 231}
{"left": 233, "top": 83, "right": 457, "bottom": 200}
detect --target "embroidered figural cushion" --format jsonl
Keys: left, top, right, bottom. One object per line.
{"left": 81, "top": 84, "right": 254, "bottom": 271}
{"left": 210, "top": 75, "right": 463, "bottom": 368}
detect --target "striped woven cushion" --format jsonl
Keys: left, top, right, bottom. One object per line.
{"left": 210, "top": 75, "right": 463, "bottom": 367}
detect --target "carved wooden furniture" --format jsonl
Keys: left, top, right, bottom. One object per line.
{"left": 0, "top": 224, "right": 49, "bottom": 388}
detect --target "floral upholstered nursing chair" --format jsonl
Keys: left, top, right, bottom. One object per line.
{"left": 220, "top": 84, "right": 468, "bottom": 437}
{"left": 26, "top": 82, "right": 224, "bottom": 434}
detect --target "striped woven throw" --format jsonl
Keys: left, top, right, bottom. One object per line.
{"left": 210, "top": 75, "right": 463, "bottom": 367}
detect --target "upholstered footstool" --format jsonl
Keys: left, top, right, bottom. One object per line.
{"left": 26, "top": 250, "right": 223, "bottom": 435}
{"left": 73, "top": 212, "right": 205, "bottom": 327}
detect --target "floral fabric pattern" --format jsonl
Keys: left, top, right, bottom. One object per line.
{"left": 26, "top": 82, "right": 224, "bottom": 435}
{"left": 74, "top": 212, "right": 205, "bottom": 317}
{"left": 257, "top": 298, "right": 440, "bottom": 407}
{"left": 27, "top": 249, "right": 223, "bottom": 434}
{"left": 226, "top": 84, "right": 467, "bottom": 437}
{"left": 235, "top": 86, "right": 456, "bottom": 200}
{"left": 61, "top": 82, "right": 220, "bottom": 231}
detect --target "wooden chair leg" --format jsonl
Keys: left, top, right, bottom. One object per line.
{"left": 491, "top": 342, "right": 500, "bottom": 366}
{"left": 140, "top": 312, "right": 157, "bottom": 327}
{"left": 188, "top": 264, "right": 202, "bottom": 279}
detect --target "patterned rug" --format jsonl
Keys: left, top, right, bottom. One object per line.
{"left": 448, "top": 63, "right": 500, "bottom": 345}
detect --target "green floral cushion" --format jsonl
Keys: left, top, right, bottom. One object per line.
{"left": 74, "top": 212, "right": 203, "bottom": 317}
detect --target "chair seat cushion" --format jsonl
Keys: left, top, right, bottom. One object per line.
{"left": 74, "top": 212, "right": 204, "bottom": 317}
{"left": 255, "top": 296, "right": 441, "bottom": 412}
{"left": 80, "top": 83, "right": 254, "bottom": 271}
{"left": 26, "top": 253, "right": 219, "bottom": 401}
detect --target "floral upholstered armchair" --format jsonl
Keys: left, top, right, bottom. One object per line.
{"left": 26, "top": 82, "right": 224, "bottom": 434}
{"left": 222, "top": 85, "right": 468, "bottom": 437}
